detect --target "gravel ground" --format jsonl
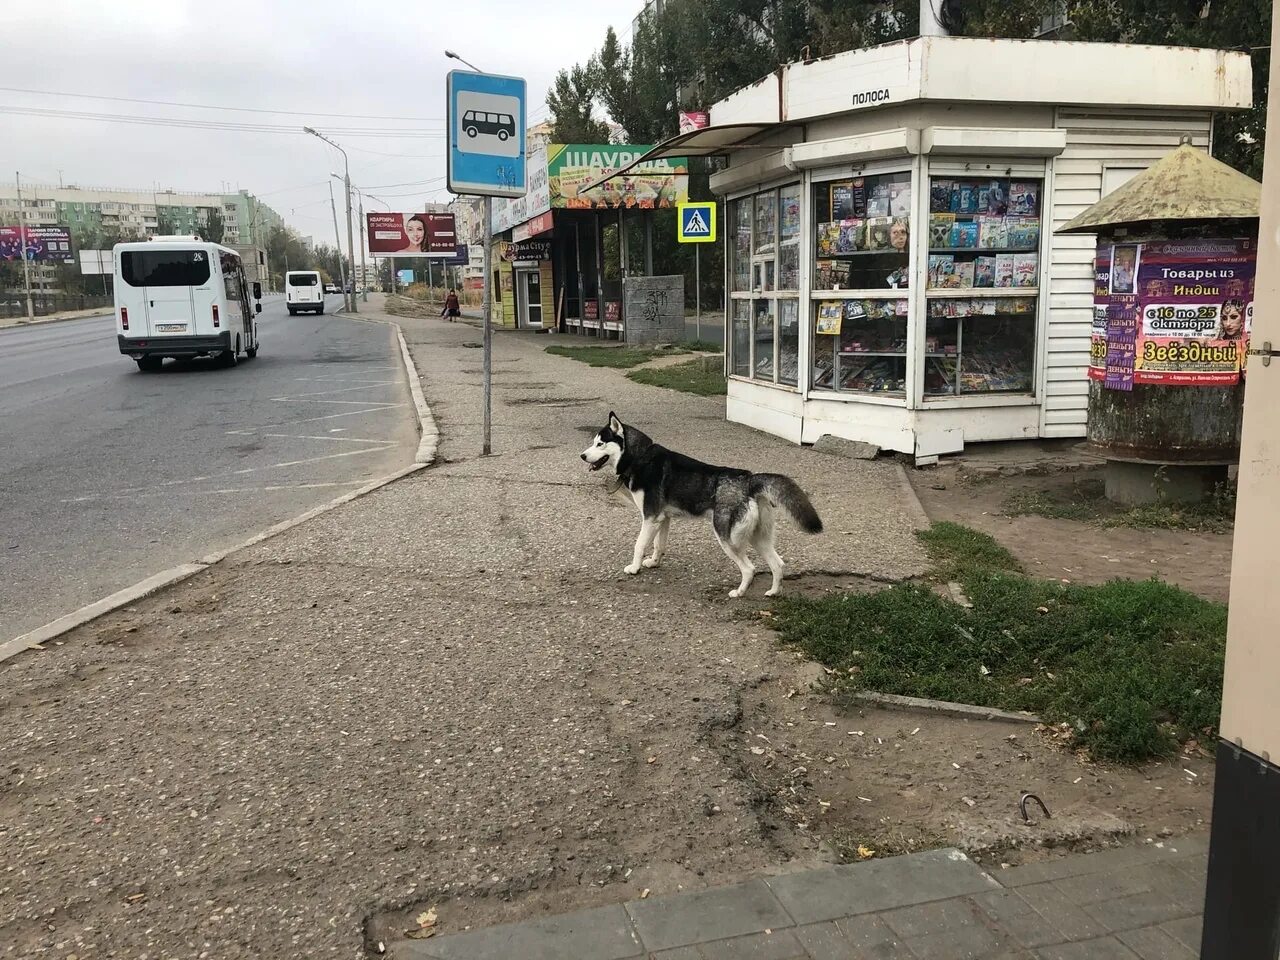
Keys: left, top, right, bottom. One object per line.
{"left": 0, "top": 311, "right": 927, "bottom": 959}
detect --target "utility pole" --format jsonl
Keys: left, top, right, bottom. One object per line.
{"left": 357, "top": 190, "right": 368, "bottom": 302}
{"left": 305, "top": 127, "right": 357, "bottom": 312}
{"left": 1200, "top": 4, "right": 1280, "bottom": 954}
{"left": 15, "top": 171, "right": 34, "bottom": 321}
{"left": 327, "top": 180, "right": 348, "bottom": 299}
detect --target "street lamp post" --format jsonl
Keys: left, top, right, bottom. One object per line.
{"left": 14, "top": 171, "right": 34, "bottom": 321}
{"left": 304, "top": 127, "right": 357, "bottom": 313}
{"left": 326, "top": 180, "right": 348, "bottom": 299}
{"left": 445, "top": 48, "right": 495, "bottom": 456}
{"left": 333, "top": 174, "right": 369, "bottom": 302}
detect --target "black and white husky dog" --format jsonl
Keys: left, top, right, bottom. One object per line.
{"left": 581, "top": 412, "right": 823, "bottom": 598}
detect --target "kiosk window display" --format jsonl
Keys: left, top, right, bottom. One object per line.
{"left": 811, "top": 169, "right": 912, "bottom": 396}
{"left": 729, "top": 184, "right": 802, "bottom": 387}
{"left": 923, "top": 173, "right": 1042, "bottom": 396}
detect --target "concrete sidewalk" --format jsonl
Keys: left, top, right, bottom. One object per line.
{"left": 0, "top": 304, "right": 927, "bottom": 958}
{"left": 401, "top": 838, "right": 1207, "bottom": 959}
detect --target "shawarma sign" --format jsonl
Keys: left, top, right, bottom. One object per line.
{"left": 546, "top": 144, "right": 689, "bottom": 210}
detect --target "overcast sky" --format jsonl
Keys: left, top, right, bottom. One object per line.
{"left": 2, "top": 0, "right": 628, "bottom": 240}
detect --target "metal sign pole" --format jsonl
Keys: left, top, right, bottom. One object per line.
{"left": 695, "top": 245, "right": 701, "bottom": 342}
{"left": 482, "top": 195, "right": 493, "bottom": 455}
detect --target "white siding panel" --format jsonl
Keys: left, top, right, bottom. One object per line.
{"left": 1041, "top": 108, "right": 1213, "bottom": 438}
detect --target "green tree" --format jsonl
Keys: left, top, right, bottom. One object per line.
{"left": 1068, "top": 0, "right": 1270, "bottom": 178}
{"left": 547, "top": 65, "right": 611, "bottom": 142}
{"left": 202, "top": 208, "right": 226, "bottom": 244}
{"left": 266, "top": 225, "right": 318, "bottom": 288}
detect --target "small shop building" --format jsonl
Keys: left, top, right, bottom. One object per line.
{"left": 607, "top": 35, "right": 1250, "bottom": 461}
{"left": 488, "top": 144, "right": 690, "bottom": 337}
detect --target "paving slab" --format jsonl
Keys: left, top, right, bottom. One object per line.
{"left": 625, "top": 880, "right": 795, "bottom": 952}
{"left": 696, "top": 929, "right": 807, "bottom": 960}
{"left": 970, "top": 890, "right": 1070, "bottom": 949}
{"left": 1084, "top": 891, "right": 1198, "bottom": 933}
{"left": 791, "top": 921, "right": 855, "bottom": 960}
{"left": 1014, "top": 883, "right": 1112, "bottom": 942}
{"left": 1034, "top": 936, "right": 1141, "bottom": 959}
{"left": 766, "top": 849, "right": 997, "bottom": 925}
{"left": 996, "top": 845, "right": 1180, "bottom": 888}
{"left": 1116, "top": 925, "right": 1197, "bottom": 960}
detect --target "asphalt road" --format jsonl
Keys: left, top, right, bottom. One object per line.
{"left": 0, "top": 295, "right": 417, "bottom": 639}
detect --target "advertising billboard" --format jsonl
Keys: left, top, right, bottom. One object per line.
{"left": 1089, "top": 237, "right": 1255, "bottom": 388}
{"left": 366, "top": 212, "right": 457, "bottom": 257}
{"left": 1, "top": 225, "right": 74, "bottom": 262}
{"left": 546, "top": 144, "right": 689, "bottom": 210}
{"left": 492, "top": 146, "right": 551, "bottom": 234}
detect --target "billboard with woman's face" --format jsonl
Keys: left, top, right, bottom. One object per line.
{"left": 366, "top": 213, "right": 456, "bottom": 257}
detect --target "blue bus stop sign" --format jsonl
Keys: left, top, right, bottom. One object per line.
{"left": 447, "top": 70, "right": 527, "bottom": 198}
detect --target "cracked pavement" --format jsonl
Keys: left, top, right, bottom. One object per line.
{"left": 1, "top": 307, "right": 927, "bottom": 958}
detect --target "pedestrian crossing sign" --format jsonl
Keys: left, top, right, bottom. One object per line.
{"left": 677, "top": 202, "right": 717, "bottom": 243}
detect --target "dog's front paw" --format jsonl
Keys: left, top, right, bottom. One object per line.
{"left": 642, "top": 557, "right": 661, "bottom": 568}
{"left": 623, "top": 563, "right": 642, "bottom": 575}
{"left": 728, "top": 588, "right": 744, "bottom": 598}
{"left": 765, "top": 587, "right": 780, "bottom": 597}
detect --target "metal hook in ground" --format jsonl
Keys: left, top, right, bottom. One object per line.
{"left": 1020, "top": 792, "right": 1051, "bottom": 822}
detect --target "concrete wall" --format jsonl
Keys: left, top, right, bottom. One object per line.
{"left": 625, "top": 275, "right": 684, "bottom": 344}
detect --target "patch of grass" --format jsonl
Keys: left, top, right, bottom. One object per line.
{"left": 1105, "top": 488, "right": 1236, "bottom": 534}
{"left": 545, "top": 345, "right": 661, "bottom": 368}
{"left": 627, "top": 358, "right": 727, "bottom": 396}
{"left": 1004, "top": 478, "right": 1236, "bottom": 534}
{"left": 917, "top": 520, "right": 1021, "bottom": 581}
{"left": 770, "top": 523, "right": 1226, "bottom": 764}
{"left": 682, "top": 339, "right": 723, "bottom": 353}
{"left": 1004, "top": 488, "right": 1104, "bottom": 523}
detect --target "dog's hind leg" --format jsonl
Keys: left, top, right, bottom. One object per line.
{"left": 625, "top": 519, "right": 659, "bottom": 575}
{"left": 752, "top": 507, "right": 787, "bottom": 596}
{"left": 643, "top": 517, "right": 670, "bottom": 568}
{"left": 715, "top": 503, "right": 757, "bottom": 598}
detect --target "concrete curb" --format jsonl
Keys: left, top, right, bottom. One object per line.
{"left": 0, "top": 565, "right": 205, "bottom": 664}
{"left": 0, "top": 310, "right": 437, "bottom": 666}
{"left": 894, "top": 463, "right": 933, "bottom": 531}
{"left": 0, "top": 464, "right": 431, "bottom": 666}
{"left": 0, "top": 310, "right": 112, "bottom": 330}
{"left": 851, "top": 691, "right": 1042, "bottom": 725}
{"left": 335, "top": 308, "right": 439, "bottom": 466}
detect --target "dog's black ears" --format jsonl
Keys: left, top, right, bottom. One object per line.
{"left": 608, "top": 411, "right": 624, "bottom": 434}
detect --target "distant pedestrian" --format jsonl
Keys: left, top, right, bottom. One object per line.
{"left": 442, "top": 288, "right": 461, "bottom": 322}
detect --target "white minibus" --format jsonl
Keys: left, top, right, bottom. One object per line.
{"left": 285, "top": 270, "right": 325, "bottom": 315}
{"left": 114, "top": 236, "right": 261, "bottom": 371}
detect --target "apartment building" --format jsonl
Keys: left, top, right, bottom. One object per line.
{"left": 0, "top": 183, "right": 284, "bottom": 246}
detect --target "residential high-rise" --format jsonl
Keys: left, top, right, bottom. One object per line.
{"left": 0, "top": 182, "right": 284, "bottom": 246}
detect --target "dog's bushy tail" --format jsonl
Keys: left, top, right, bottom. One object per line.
{"left": 749, "top": 473, "right": 823, "bottom": 533}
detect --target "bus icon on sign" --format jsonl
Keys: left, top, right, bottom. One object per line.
{"left": 462, "top": 110, "right": 515, "bottom": 142}
{"left": 455, "top": 90, "right": 521, "bottom": 159}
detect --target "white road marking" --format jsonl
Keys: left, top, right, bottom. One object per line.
{"left": 270, "top": 382, "right": 399, "bottom": 400}
{"left": 62, "top": 480, "right": 367, "bottom": 504}
{"left": 81, "top": 446, "right": 388, "bottom": 497}
{"left": 260, "top": 404, "right": 409, "bottom": 427}
{"left": 224, "top": 431, "right": 397, "bottom": 445}
{"left": 271, "top": 398, "right": 402, "bottom": 406}
{"left": 291, "top": 377, "right": 397, "bottom": 385}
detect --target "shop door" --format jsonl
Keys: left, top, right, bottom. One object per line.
{"left": 520, "top": 269, "right": 543, "bottom": 328}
